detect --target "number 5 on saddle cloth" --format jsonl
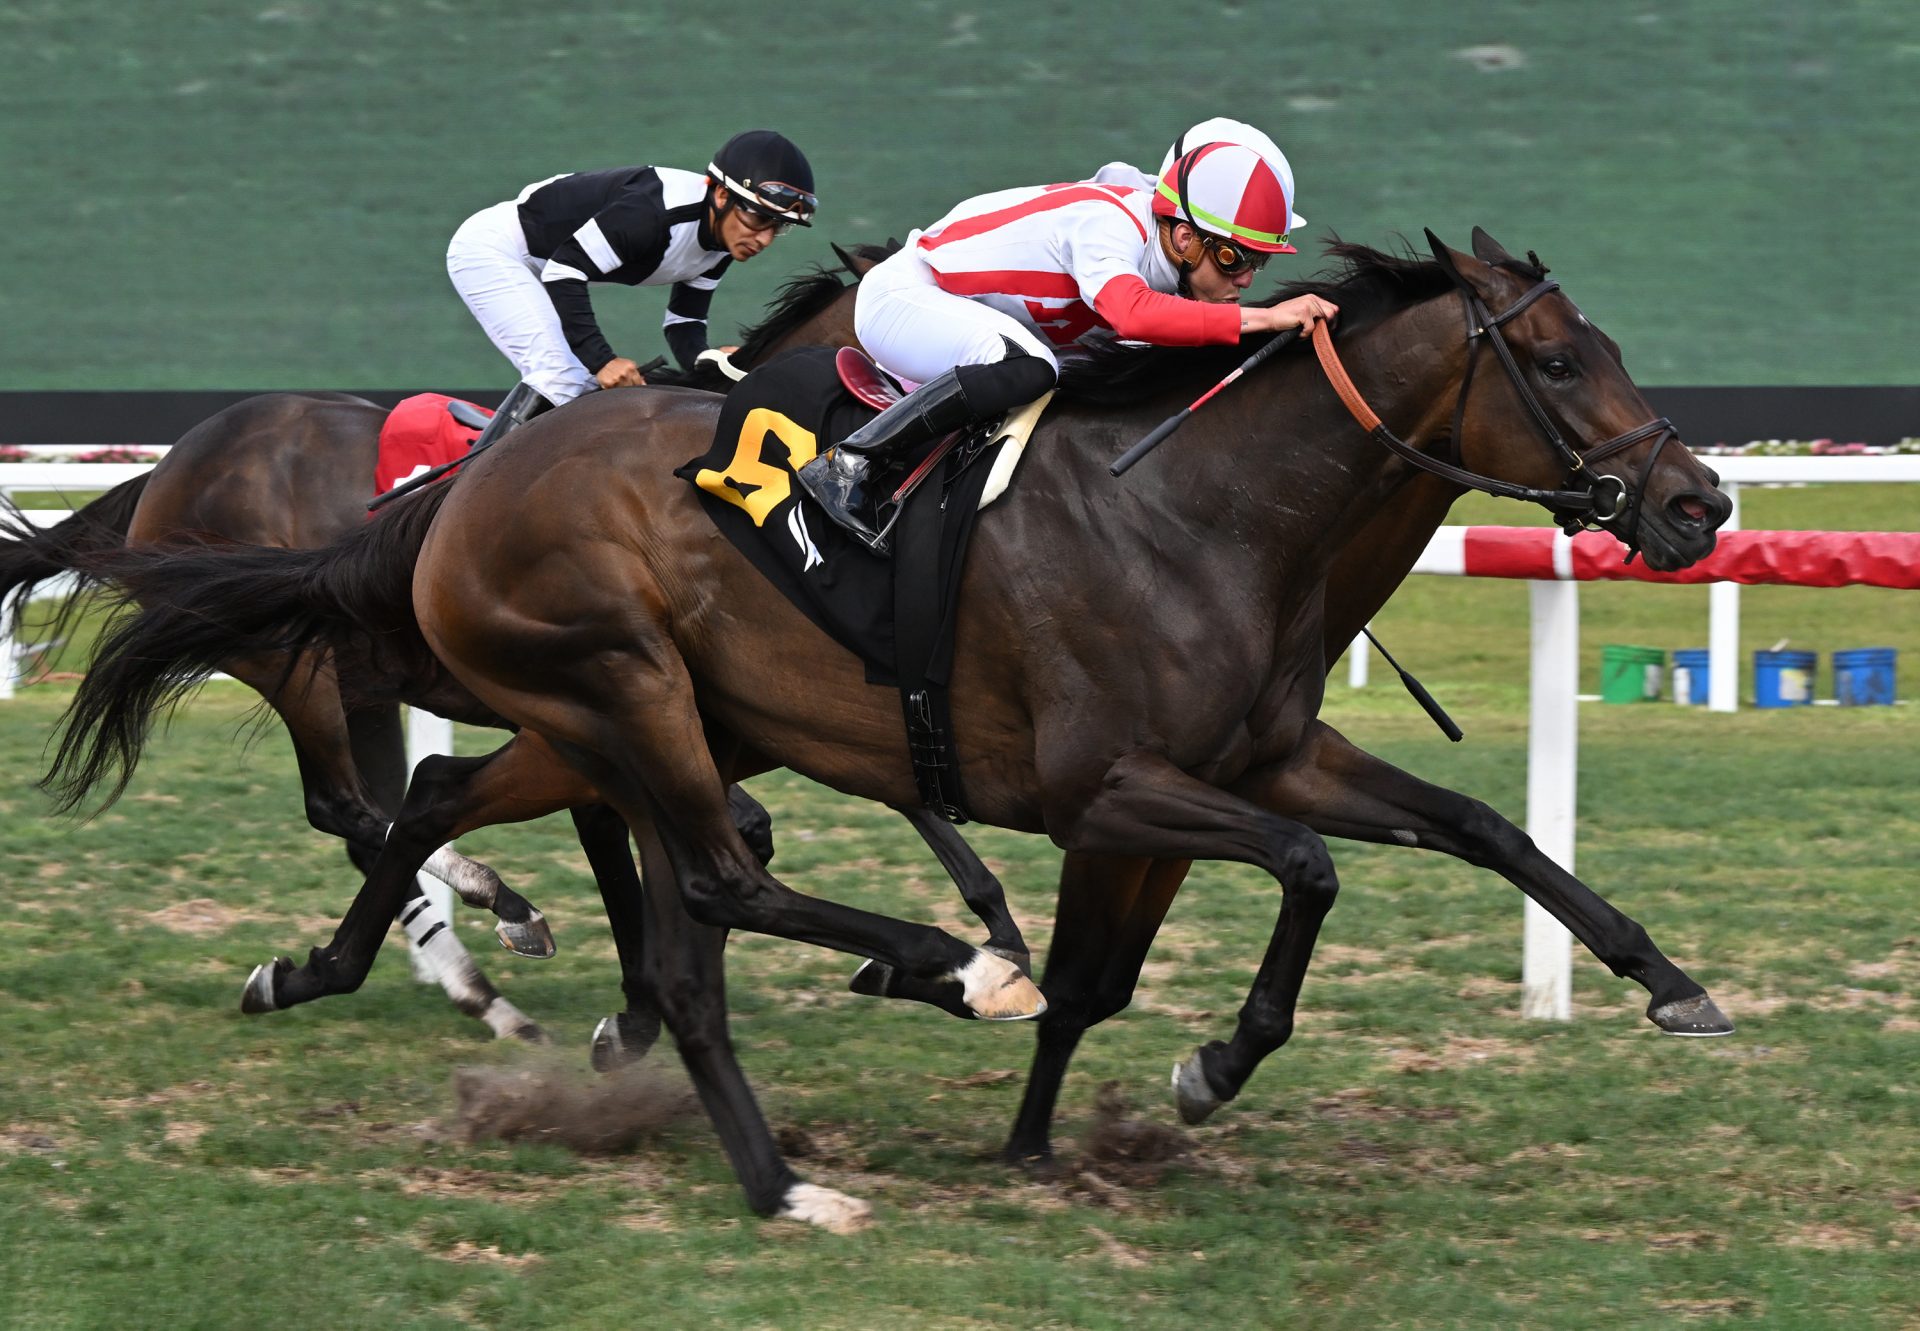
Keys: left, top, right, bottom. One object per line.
{"left": 675, "top": 346, "right": 1045, "bottom": 820}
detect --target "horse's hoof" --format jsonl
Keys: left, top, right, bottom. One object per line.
{"left": 239, "top": 958, "right": 289, "bottom": 1015}
{"left": 847, "top": 958, "right": 894, "bottom": 998}
{"left": 951, "top": 949, "right": 1047, "bottom": 1022}
{"left": 775, "top": 1182, "right": 872, "bottom": 1234}
{"left": 503, "top": 1017, "right": 548, "bottom": 1044}
{"left": 1171, "top": 1050, "right": 1223, "bottom": 1125}
{"left": 590, "top": 1010, "right": 662, "bottom": 1073}
{"left": 495, "top": 909, "right": 556, "bottom": 959}
{"left": 1648, "top": 993, "right": 1735, "bottom": 1037}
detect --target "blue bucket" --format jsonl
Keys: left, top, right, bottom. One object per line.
{"left": 1754, "top": 650, "right": 1817, "bottom": 708}
{"left": 1671, "top": 649, "right": 1711, "bottom": 705}
{"left": 1832, "top": 648, "right": 1896, "bottom": 706}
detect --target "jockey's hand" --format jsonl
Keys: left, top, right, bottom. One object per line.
{"left": 1244, "top": 295, "right": 1341, "bottom": 339}
{"left": 595, "top": 357, "right": 648, "bottom": 389}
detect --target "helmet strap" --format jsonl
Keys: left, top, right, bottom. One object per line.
{"left": 1157, "top": 220, "right": 1202, "bottom": 297}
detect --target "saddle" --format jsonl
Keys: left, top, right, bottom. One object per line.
{"left": 830, "top": 347, "right": 1053, "bottom": 533}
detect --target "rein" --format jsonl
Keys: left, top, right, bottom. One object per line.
{"left": 1310, "top": 265, "right": 1679, "bottom": 558}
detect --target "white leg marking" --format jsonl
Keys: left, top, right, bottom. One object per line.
{"left": 422, "top": 845, "right": 504, "bottom": 911}
{"left": 949, "top": 949, "right": 1046, "bottom": 1021}
{"left": 777, "top": 1183, "right": 872, "bottom": 1234}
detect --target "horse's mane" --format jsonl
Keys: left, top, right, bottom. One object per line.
{"left": 1056, "top": 238, "right": 1545, "bottom": 407}
{"left": 731, "top": 240, "right": 901, "bottom": 366}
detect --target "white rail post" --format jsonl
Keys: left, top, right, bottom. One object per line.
{"left": 1523, "top": 578, "right": 1577, "bottom": 1020}
{"left": 404, "top": 707, "right": 456, "bottom": 982}
{"left": 1708, "top": 482, "right": 1742, "bottom": 713}
{"left": 1346, "top": 628, "right": 1370, "bottom": 688}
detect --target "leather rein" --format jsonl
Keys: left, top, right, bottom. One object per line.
{"left": 1309, "top": 273, "right": 1678, "bottom": 558}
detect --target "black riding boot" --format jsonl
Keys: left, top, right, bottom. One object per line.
{"left": 795, "top": 368, "right": 980, "bottom": 550}
{"left": 467, "top": 380, "right": 554, "bottom": 454}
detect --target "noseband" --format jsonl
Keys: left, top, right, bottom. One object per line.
{"left": 1312, "top": 269, "right": 1679, "bottom": 559}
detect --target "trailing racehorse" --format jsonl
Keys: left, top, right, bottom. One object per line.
{"left": 53, "top": 231, "right": 1735, "bottom": 1227}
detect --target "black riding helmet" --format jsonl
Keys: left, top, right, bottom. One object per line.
{"left": 708, "top": 130, "right": 817, "bottom": 232}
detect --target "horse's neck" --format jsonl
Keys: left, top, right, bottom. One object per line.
{"left": 1042, "top": 297, "right": 1466, "bottom": 600}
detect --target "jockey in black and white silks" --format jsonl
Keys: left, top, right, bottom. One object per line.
{"left": 444, "top": 130, "right": 817, "bottom": 450}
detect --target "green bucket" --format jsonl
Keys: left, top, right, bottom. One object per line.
{"left": 1600, "top": 644, "right": 1666, "bottom": 703}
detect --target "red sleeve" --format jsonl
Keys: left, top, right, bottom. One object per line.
{"left": 1091, "top": 274, "right": 1242, "bottom": 346}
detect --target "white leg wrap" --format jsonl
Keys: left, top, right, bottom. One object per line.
{"left": 399, "top": 892, "right": 483, "bottom": 1008}
{"left": 777, "top": 1183, "right": 872, "bottom": 1234}
{"left": 421, "top": 845, "right": 503, "bottom": 911}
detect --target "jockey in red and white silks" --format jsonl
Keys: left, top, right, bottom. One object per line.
{"left": 796, "top": 128, "right": 1337, "bottom": 549}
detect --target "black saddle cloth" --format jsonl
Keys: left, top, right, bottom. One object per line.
{"left": 674, "top": 346, "right": 997, "bottom": 689}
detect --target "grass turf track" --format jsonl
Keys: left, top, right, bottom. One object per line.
{"left": 2, "top": 484, "right": 1917, "bottom": 1328}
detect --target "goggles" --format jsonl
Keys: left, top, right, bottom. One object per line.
{"left": 1203, "top": 235, "right": 1273, "bottom": 277}
{"left": 709, "top": 167, "right": 817, "bottom": 234}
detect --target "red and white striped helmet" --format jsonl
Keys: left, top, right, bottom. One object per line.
{"left": 1153, "top": 126, "right": 1303, "bottom": 254}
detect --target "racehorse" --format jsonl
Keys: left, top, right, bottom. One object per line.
{"left": 51, "top": 230, "right": 1735, "bottom": 1229}
{"left": 10, "top": 244, "right": 1036, "bottom": 1042}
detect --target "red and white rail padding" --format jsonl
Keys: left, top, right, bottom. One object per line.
{"left": 1414, "top": 526, "right": 1920, "bottom": 590}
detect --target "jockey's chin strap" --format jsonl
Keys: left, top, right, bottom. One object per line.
{"left": 1309, "top": 274, "right": 1679, "bottom": 561}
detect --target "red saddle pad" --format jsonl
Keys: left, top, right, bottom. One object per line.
{"left": 373, "top": 393, "right": 490, "bottom": 497}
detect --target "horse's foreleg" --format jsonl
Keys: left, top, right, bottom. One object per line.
{"left": 1260, "top": 721, "right": 1729, "bottom": 1034}
{"left": 1002, "top": 853, "right": 1188, "bottom": 1165}
{"left": 847, "top": 807, "right": 1032, "bottom": 1017}
{"left": 242, "top": 734, "right": 596, "bottom": 1039}
{"left": 631, "top": 821, "right": 869, "bottom": 1232}
{"left": 1045, "top": 752, "right": 1344, "bottom": 1127}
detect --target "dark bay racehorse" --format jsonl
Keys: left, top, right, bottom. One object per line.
{"left": 52, "top": 231, "right": 1734, "bottom": 1228}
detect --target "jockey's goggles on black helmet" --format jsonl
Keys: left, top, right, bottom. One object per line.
{"left": 708, "top": 129, "right": 817, "bottom": 234}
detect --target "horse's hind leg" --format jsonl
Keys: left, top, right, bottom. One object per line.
{"left": 629, "top": 820, "right": 869, "bottom": 1231}
{"left": 515, "top": 651, "right": 1042, "bottom": 1021}
{"left": 241, "top": 733, "right": 596, "bottom": 1040}
{"left": 1003, "top": 854, "right": 1189, "bottom": 1165}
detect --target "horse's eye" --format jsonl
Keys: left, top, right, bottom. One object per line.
{"left": 1541, "top": 356, "right": 1575, "bottom": 382}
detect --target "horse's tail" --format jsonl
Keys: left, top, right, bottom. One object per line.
{"left": 0, "top": 474, "right": 152, "bottom": 631}
{"left": 45, "top": 484, "right": 452, "bottom": 814}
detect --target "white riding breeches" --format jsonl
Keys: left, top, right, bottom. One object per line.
{"left": 446, "top": 201, "right": 599, "bottom": 405}
{"left": 853, "top": 242, "right": 1057, "bottom": 388}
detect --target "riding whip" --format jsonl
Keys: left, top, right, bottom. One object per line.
{"left": 1363, "top": 627, "right": 1464, "bottom": 742}
{"left": 1109, "top": 327, "right": 1301, "bottom": 477}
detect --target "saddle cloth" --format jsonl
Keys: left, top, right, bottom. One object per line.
{"left": 373, "top": 393, "right": 491, "bottom": 497}
{"left": 674, "top": 346, "right": 1002, "bottom": 686}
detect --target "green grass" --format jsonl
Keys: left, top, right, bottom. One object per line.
{"left": 3, "top": 476, "right": 1918, "bottom": 1327}
{"left": 4, "top": 2, "right": 1917, "bottom": 390}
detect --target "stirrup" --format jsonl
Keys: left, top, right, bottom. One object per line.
{"left": 795, "top": 449, "right": 892, "bottom": 554}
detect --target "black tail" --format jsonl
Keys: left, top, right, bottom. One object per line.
{"left": 45, "top": 484, "right": 454, "bottom": 813}
{"left": 0, "top": 474, "right": 151, "bottom": 633}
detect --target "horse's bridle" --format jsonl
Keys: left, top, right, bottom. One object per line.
{"left": 1312, "top": 245, "right": 1679, "bottom": 558}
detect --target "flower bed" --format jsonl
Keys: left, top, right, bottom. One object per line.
{"left": 1697, "top": 437, "right": 1920, "bottom": 457}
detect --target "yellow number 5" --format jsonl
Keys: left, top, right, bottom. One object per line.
{"left": 693, "top": 408, "right": 820, "bottom": 527}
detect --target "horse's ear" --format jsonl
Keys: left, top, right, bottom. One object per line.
{"left": 1469, "top": 227, "right": 1519, "bottom": 267}
{"left": 1424, "top": 228, "right": 1470, "bottom": 285}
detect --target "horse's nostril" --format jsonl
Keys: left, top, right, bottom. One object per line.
{"left": 1677, "top": 496, "right": 1709, "bottom": 523}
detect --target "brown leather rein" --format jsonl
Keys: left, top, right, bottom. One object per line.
{"left": 1308, "top": 272, "right": 1679, "bottom": 555}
